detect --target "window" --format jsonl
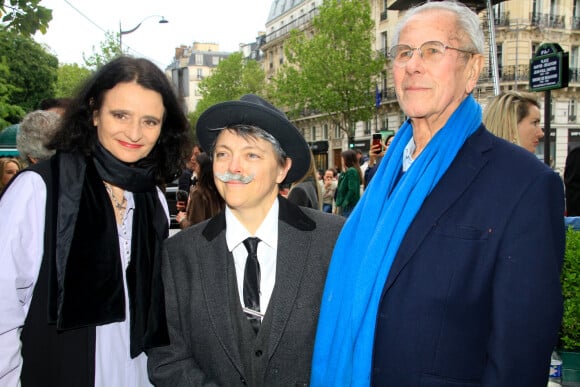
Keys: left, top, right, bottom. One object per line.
{"left": 195, "top": 54, "right": 203, "bottom": 65}
{"left": 381, "top": 32, "right": 388, "bottom": 57}
{"left": 312, "top": 126, "right": 317, "bottom": 141}
{"left": 532, "top": 42, "right": 540, "bottom": 56}
{"left": 380, "top": 1, "right": 388, "bottom": 20}
{"left": 364, "top": 120, "right": 372, "bottom": 135}
{"left": 533, "top": 0, "right": 542, "bottom": 15}
{"left": 197, "top": 68, "right": 203, "bottom": 79}
{"left": 492, "top": 2, "right": 504, "bottom": 19}
{"left": 569, "top": 100, "right": 576, "bottom": 122}
{"left": 381, "top": 71, "right": 387, "bottom": 91}
{"left": 496, "top": 44, "right": 503, "bottom": 77}
{"left": 335, "top": 125, "right": 341, "bottom": 139}
{"left": 323, "top": 124, "right": 328, "bottom": 140}
{"left": 573, "top": 47, "right": 580, "bottom": 83}
{"left": 212, "top": 56, "right": 219, "bottom": 66}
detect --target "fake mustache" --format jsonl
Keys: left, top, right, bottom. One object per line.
{"left": 215, "top": 171, "right": 255, "bottom": 184}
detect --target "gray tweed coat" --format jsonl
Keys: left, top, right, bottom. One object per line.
{"left": 147, "top": 197, "right": 344, "bottom": 386}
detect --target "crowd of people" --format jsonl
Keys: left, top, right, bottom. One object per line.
{"left": 0, "top": 1, "right": 575, "bottom": 386}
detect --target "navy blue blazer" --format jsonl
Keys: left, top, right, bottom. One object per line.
{"left": 371, "top": 126, "right": 565, "bottom": 387}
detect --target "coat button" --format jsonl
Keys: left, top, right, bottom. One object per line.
{"left": 240, "top": 376, "right": 247, "bottom": 385}
{"left": 255, "top": 350, "right": 263, "bottom": 357}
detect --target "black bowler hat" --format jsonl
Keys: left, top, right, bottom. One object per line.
{"left": 196, "top": 94, "right": 310, "bottom": 184}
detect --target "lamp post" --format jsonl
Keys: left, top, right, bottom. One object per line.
{"left": 119, "top": 15, "right": 168, "bottom": 53}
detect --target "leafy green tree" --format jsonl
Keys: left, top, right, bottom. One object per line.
{"left": 0, "top": 29, "right": 58, "bottom": 118}
{"left": 0, "top": 59, "right": 25, "bottom": 129}
{"left": 191, "top": 52, "right": 266, "bottom": 127}
{"left": 271, "top": 0, "right": 384, "bottom": 138}
{"left": 83, "top": 31, "right": 122, "bottom": 70}
{"left": 56, "top": 63, "right": 92, "bottom": 98}
{"left": 0, "top": 0, "right": 52, "bottom": 36}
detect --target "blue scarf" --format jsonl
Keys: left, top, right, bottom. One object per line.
{"left": 310, "top": 95, "right": 482, "bottom": 386}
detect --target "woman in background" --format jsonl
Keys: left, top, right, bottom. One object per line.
{"left": 483, "top": 91, "right": 543, "bottom": 153}
{"left": 335, "top": 149, "right": 362, "bottom": 218}
{"left": 288, "top": 151, "right": 322, "bottom": 210}
{"left": 177, "top": 152, "right": 225, "bottom": 228}
{"left": 0, "top": 158, "right": 22, "bottom": 193}
{"left": 321, "top": 168, "right": 338, "bottom": 213}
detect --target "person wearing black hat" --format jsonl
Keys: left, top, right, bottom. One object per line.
{"left": 147, "top": 94, "right": 345, "bottom": 386}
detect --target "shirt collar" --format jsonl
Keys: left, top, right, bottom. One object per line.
{"left": 402, "top": 137, "right": 416, "bottom": 172}
{"left": 225, "top": 198, "right": 279, "bottom": 252}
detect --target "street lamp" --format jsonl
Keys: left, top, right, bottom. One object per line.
{"left": 119, "top": 15, "right": 168, "bottom": 53}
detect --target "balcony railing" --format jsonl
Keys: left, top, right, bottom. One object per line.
{"left": 373, "top": 87, "right": 396, "bottom": 103}
{"left": 481, "top": 12, "right": 509, "bottom": 29}
{"left": 531, "top": 12, "right": 548, "bottom": 27}
{"left": 530, "top": 12, "right": 566, "bottom": 29}
{"left": 494, "top": 12, "right": 510, "bottom": 27}
{"left": 265, "top": 8, "right": 319, "bottom": 44}
{"left": 478, "top": 65, "right": 580, "bottom": 85}
{"left": 550, "top": 14, "right": 566, "bottom": 28}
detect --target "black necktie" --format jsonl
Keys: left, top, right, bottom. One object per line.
{"left": 243, "top": 237, "right": 261, "bottom": 333}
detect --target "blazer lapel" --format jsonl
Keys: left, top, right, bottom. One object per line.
{"left": 383, "top": 126, "right": 492, "bottom": 293}
{"left": 199, "top": 214, "right": 244, "bottom": 373}
{"left": 265, "top": 198, "right": 315, "bottom": 358}
{"left": 266, "top": 222, "right": 311, "bottom": 357}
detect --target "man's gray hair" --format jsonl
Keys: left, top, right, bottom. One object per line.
{"left": 17, "top": 110, "right": 62, "bottom": 161}
{"left": 391, "top": 0, "right": 484, "bottom": 55}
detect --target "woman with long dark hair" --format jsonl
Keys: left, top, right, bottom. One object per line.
{"left": 0, "top": 56, "right": 191, "bottom": 386}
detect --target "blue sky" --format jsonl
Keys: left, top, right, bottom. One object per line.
{"left": 34, "top": 0, "right": 272, "bottom": 69}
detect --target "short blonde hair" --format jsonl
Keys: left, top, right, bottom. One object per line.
{"left": 483, "top": 91, "right": 540, "bottom": 146}
{"left": 0, "top": 157, "right": 22, "bottom": 191}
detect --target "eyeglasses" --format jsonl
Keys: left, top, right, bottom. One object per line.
{"left": 388, "top": 41, "right": 475, "bottom": 67}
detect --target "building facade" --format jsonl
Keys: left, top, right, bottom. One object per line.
{"left": 261, "top": 0, "right": 580, "bottom": 174}
{"left": 167, "top": 0, "right": 580, "bottom": 174}
{"left": 166, "top": 42, "right": 230, "bottom": 113}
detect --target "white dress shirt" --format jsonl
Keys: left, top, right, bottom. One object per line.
{"left": 225, "top": 198, "right": 279, "bottom": 318}
{"left": 403, "top": 137, "right": 417, "bottom": 172}
{"left": 0, "top": 171, "right": 168, "bottom": 387}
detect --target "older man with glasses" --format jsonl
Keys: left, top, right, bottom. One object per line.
{"left": 311, "top": 2, "right": 565, "bottom": 386}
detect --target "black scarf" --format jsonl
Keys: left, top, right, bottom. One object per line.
{"left": 48, "top": 144, "right": 169, "bottom": 357}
